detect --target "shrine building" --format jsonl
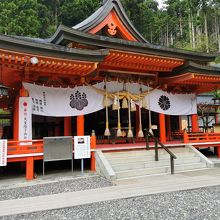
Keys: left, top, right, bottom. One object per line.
{"left": 0, "top": 0, "right": 220, "bottom": 180}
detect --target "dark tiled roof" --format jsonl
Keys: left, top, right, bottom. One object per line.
{"left": 163, "top": 61, "right": 220, "bottom": 77}
{"left": 73, "top": 0, "right": 148, "bottom": 43}
{"left": 49, "top": 25, "right": 220, "bottom": 63}
{"left": 0, "top": 33, "right": 108, "bottom": 62}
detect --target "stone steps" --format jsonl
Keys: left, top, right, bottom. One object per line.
{"left": 106, "top": 152, "right": 197, "bottom": 165}
{"left": 112, "top": 157, "right": 201, "bottom": 172}
{"left": 116, "top": 163, "right": 207, "bottom": 179}
{"left": 101, "top": 147, "right": 210, "bottom": 180}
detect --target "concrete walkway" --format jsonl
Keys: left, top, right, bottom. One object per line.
{"left": 1, "top": 168, "right": 220, "bottom": 217}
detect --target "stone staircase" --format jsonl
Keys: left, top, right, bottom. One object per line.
{"left": 96, "top": 146, "right": 213, "bottom": 180}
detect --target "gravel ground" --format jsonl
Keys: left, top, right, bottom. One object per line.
{"left": 1, "top": 185, "right": 220, "bottom": 220}
{"left": 0, "top": 176, "right": 112, "bottom": 201}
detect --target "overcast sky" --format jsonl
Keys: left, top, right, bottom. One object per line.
{"left": 156, "top": 0, "right": 166, "bottom": 9}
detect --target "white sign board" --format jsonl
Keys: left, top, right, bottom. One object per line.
{"left": 19, "top": 97, "right": 32, "bottom": 143}
{"left": 74, "top": 136, "right": 91, "bottom": 159}
{"left": 0, "top": 140, "right": 7, "bottom": 166}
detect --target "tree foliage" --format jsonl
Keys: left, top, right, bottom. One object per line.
{"left": 0, "top": 0, "right": 219, "bottom": 52}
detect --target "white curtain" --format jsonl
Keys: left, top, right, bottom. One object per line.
{"left": 23, "top": 82, "right": 197, "bottom": 117}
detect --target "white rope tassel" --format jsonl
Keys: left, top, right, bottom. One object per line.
{"left": 138, "top": 87, "right": 144, "bottom": 138}
{"left": 127, "top": 82, "right": 133, "bottom": 138}
{"left": 116, "top": 80, "right": 122, "bottom": 137}
{"left": 148, "top": 84, "right": 153, "bottom": 135}
{"left": 104, "top": 79, "right": 111, "bottom": 136}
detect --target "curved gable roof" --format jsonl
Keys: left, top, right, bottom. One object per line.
{"left": 73, "top": 0, "right": 148, "bottom": 43}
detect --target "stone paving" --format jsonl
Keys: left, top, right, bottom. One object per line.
{"left": 0, "top": 168, "right": 220, "bottom": 219}
{"left": 1, "top": 185, "right": 220, "bottom": 220}
{"left": 0, "top": 175, "right": 112, "bottom": 201}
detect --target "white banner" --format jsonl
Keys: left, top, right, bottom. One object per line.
{"left": 23, "top": 82, "right": 197, "bottom": 116}
{"left": 74, "top": 136, "right": 91, "bottom": 159}
{"left": 145, "top": 90, "right": 197, "bottom": 115}
{"left": 0, "top": 140, "right": 7, "bottom": 166}
{"left": 19, "top": 97, "right": 32, "bottom": 141}
{"left": 23, "top": 82, "right": 105, "bottom": 117}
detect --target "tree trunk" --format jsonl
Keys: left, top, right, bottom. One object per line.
{"left": 170, "top": 32, "right": 174, "bottom": 45}
{"left": 204, "top": 13, "right": 209, "bottom": 53}
{"left": 179, "top": 9, "right": 183, "bottom": 37}
{"left": 150, "top": 30, "right": 153, "bottom": 43}
{"left": 166, "top": 22, "right": 169, "bottom": 46}
{"left": 216, "top": 17, "right": 220, "bottom": 52}
{"left": 188, "top": 12, "right": 192, "bottom": 47}
{"left": 191, "top": 15, "right": 196, "bottom": 49}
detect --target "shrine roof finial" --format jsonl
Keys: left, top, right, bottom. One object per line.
{"left": 73, "top": 0, "right": 148, "bottom": 43}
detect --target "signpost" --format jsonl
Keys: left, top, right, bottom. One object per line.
{"left": 74, "top": 136, "right": 91, "bottom": 175}
{"left": 19, "top": 97, "right": 32, "bottom": 145}
{"left": 43, "top": 136, "right": 73, "bottom": 175}
{"left": 0, "top": 140, "right": 7, "bottom": 166}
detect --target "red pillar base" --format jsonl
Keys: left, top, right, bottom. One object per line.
{"left": 26, "top": 157, "right": 34, "bottom": 180}
{"left": 217, "top": 147, "right": 220, "bottom": 158}
{"left": 90, "top": 133, "right": 96, "bottom": 171}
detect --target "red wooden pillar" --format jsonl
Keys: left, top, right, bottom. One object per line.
{"left": 166, "top": 115, "right": 171, "bottom": 141}
{"left": 217, "top": 147, "right": 220, "bottom": 158}
{"left": 91, "top": 130, "right": 96, "bottom": 171}
{"left": 77, "top": 115, "right": 84, "bottom": 136}
{"left": 215, "top": 114, "right": 219, "bottom": 124}
{"left": 13, "top": 98, "right": 19, "bottom": 140}
{"left": 64, "top": 117, "right": 72, "bottom": 136}
{"left": 55, "top": 120, "right": 60, "bottom": 136}
{"left": 26, "top": 157, "right": 34, "bottom": 180}
{"left": 191, "top": 114, "right": 199, "bottom": 132}
{"left": 159, "top": 113, "right": 166, "bottom": 143}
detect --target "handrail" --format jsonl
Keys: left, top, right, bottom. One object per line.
{"left": 145, "top": 129, "right": 177, "bottom": 174}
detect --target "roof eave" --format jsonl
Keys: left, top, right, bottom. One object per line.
{"left": 0, "top": 33, "right": 108, "bottom": 62}
{"left": 49, "top": 25, "right": 219, "bottom": 63}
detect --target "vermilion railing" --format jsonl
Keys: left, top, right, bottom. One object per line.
{"left": 7, "top": 139, "right": 43, "bottom": 156}
{"left": 7, "top": 136, "right": 97, "bottom": 157}
{"left": 6, "top": 136, "right": 97, "bottom": 180}
{"left": 183, "top": 132, "right": 220, "bottom": 143}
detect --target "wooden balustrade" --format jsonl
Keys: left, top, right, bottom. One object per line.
{"left": 183, "top": 132, "right": 220, "bottom": 143}
{"left": 6, "top": 136, "right": 97, "bottom": 180}
{"left": 7, "top": 139, "right": 43, "bottom": 156}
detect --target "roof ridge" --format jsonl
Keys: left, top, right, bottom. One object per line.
{"left": 73, "top": 0, "right": 148, "bottom": 43}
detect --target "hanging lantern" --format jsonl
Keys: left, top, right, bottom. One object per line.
{"left": 0, "top": 65, "right": 9, "bottom": 99}
{"left": 0, "top": 84, "right": 9, "bottom": 98}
